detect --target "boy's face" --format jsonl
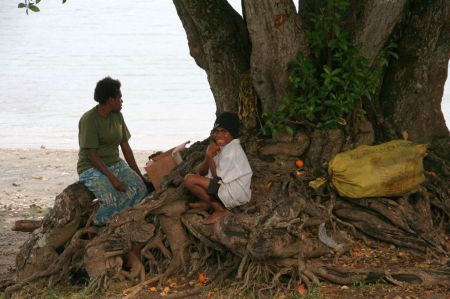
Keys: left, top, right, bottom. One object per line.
{"left": 212, "top": 127, "right": 233, "bottom": 146}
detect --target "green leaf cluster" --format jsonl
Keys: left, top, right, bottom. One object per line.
{"left": 18, "top": 0, "right": 68, "bottom": 14}
{"left": 18, "top": 0, "right": 40, "bottom": 14}
{"left": 264, "top": 0, "right": 395, "bottom": 137}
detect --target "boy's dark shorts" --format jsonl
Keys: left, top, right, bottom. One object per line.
{"left": 207, "top": 178, "right": 222, "bottom": 202}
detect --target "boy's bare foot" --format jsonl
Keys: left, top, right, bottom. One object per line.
{"left": 203, "top": 209, "right": 230, "bottom": 225}
{"left": 188, "top": 202, "right": 211, "bottom": 210}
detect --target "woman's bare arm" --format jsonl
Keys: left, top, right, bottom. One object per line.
{"left": 120, "top": 141, "right": 145, "bottom": 179}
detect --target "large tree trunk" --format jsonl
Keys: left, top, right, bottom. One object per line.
{"left": 175, "top": 0, "right": 449, "bottom": 144}
{"left": 378, "top": 0, "right": 449, "bottom": 143}
{"left": 353, "top": 0, "right": 407, "bottom": 65}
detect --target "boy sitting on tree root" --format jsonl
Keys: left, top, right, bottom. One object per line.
{"left": 184, "top": 112, "right": 253, "bottom": 224}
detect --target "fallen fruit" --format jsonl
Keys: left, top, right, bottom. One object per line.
{"left": 298, "top": 283, "right": 307, "bottom": 295}
{"left": 198, "top": 272, "right": 207, "bottom": 284}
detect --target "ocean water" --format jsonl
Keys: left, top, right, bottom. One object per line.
{"left": 0, "top": 0, "right": 448, "bottom": 151}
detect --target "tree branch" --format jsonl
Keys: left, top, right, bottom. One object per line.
{"left": 172, "top": 0, "right": 251, "bottom": 114}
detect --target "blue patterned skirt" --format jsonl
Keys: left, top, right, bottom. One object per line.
{"left": 79, "top": 159, "right": 148, "bottom": 225}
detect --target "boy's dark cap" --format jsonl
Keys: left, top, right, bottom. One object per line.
{"left": 214, "top": 112, "right": 240, "bottom": 138}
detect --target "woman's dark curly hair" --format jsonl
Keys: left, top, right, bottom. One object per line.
{"left": 94, "top": 77, "right": 121, "bottom": 104}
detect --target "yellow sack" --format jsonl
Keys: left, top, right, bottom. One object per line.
{"left": 328, "top": 140, "right": 427, "bottom": 198}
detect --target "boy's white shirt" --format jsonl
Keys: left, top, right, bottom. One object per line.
{"left": 206, "top": 139, "right": 252, "bottom": 209}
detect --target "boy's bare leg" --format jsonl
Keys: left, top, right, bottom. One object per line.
{"left": 188, "top": 202, "right": 211, "bottom": 210}
{"left": 184, "top": 174, "right": 230, "bottom": 223}
{"left": 184, "top": 175, "right": 212, "bottom": 210}
{"left": 203, "top": 202, "right": 230, "bottom": 225}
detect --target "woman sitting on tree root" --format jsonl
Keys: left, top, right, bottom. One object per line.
{"left": 184, "top": 112, "right": 252, "bottom": 224}
{"left": 77, "top": 77, "right": 151, "bottom": 226}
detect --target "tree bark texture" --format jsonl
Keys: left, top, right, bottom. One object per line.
{"left": 378, "top": 0, "right": 450, "bottom": 143}
{"left": 354, "top": 0, "right": 407, "bottom": 65}
{"left": 172, "top": 0, "right": 251, "bottom": 114}
{"left": 243, "top": 0, "right": 310, "bottom": 112}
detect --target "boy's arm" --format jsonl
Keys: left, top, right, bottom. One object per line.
{"left": 208, "top": 158, "right": 218, "bottom": 179}
{"left": 196, "top": 143, "right": 220, "bottom": 176}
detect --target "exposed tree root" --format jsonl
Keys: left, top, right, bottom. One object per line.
{"left": 311, "top": 264, "right": 450, "bottom": 287}
{"left": 11, "top": 219, "right": 43, "bottom": 232}
{"left": 5, "top": 226, "right": 97, "bottom": 299}
{"left": 122, "top": 275, "right": 161, "bottom": 299}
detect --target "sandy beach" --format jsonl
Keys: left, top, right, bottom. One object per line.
{"left": 0, "top": 148, "right": 151, "bottom": 278}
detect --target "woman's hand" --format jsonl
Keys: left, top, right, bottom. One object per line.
{"left": 110, "top": 176, "right": 126, "bottom": 192}
{"left": 206, "top": 143, "right": 220, "bottom": 159}
{"left": 87, "top": 148, "right": 126, "bottom": 192}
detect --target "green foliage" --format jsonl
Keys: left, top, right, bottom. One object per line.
{"left": 18, "top": 0, "right": 40, "bottom": 14}
{"left": 44, "top": 287, "right": 65, "bottom": 299}
{"left": 264, "top": 0, "right": 396, "bottom": 137}
{"left": 18, "top": 0, "right": 67, "bottom": 14}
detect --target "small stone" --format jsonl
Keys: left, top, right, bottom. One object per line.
{"left": 341, "top": 285, "right": 349, "bottom": 289}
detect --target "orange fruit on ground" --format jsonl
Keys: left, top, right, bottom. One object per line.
{"left": 295, "top": 159, "right": 304, "bottom": 168}
{"left": 198, "top": 273, "right": 207, "bottom": 284}
{"left": 298, "top": 283, "right": 308, "bottom": 295}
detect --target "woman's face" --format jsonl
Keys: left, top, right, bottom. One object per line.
{"left": 213, "top": 127, "right": 233, "bottom": 146}
{"left": 110, "top": 91, "right": 123, "bottom": 112}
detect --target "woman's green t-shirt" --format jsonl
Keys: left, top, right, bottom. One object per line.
{"left": 77, "top": 106, "right": 131, "bottom": 174}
